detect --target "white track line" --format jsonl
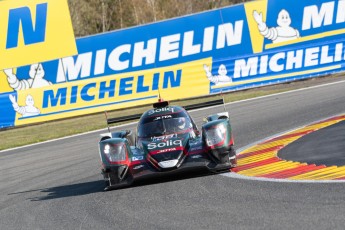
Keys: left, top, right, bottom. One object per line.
{"left": 1, "top": 79, "right": 345, "bottom": 153}
{"left": 222, "top": 173, "right": 345, "bottom": 183}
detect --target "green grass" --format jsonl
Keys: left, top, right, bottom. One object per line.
{"left": 0, "top": 74, "right": 342, "bottom": 151}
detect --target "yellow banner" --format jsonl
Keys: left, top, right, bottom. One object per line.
{"left": 13, "top": 58, "right": 211, "bottom": 126}
{"left": 0, "top": 0, "right": 77, "bottom": 70}
{"left": 244, "top": 0, "right": 267, "bottom": 54}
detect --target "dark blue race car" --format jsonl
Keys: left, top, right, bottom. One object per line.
{"left": 98, "top": 99, "right": 236, "bottom": 191}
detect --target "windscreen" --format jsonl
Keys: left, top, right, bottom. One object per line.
{"left": 138, "top": 111, "right": 192, "bottom": 138}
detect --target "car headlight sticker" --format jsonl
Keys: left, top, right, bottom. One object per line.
{"left": 206, "top": 124, "right": 226, "bottom": 147}
{"left": 103, "top": 143, "right": 126, "bottom": 162}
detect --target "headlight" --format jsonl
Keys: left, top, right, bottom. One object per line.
{"left": 103, "top": 143, "right": 127, "bottom": 163}
{"left": 205, "top": 124, "right": 226, "bottom": 147}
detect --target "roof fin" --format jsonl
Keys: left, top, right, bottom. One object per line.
{"left": 154, "top": 88, "right": 169, "bottom": 108}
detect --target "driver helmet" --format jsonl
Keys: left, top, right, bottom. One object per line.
{"left": 177, "top": 117, "right": 186, "bottom": 129}
{"left": 155, "top": 120, "right": 164, "bottom": 132}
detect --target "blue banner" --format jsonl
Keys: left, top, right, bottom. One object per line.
{"left": 1, "top": 0, "right": 344, "bottom": 128}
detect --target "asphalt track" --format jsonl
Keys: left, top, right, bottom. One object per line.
{"left": 279, "top": 120, "right": 345, "bottom": 167}
{"left": 1, "top": 80, "right": 345, "bottom": 229}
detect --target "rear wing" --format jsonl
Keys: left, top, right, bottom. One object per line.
{"left": 106, "top": 113, "right": 142, "bottom": 125}
{"left": 104, "top": 98, "right": 225, "bottom": 130}
{"left": 183, "top": 99, "right": 224, "bottom": 111}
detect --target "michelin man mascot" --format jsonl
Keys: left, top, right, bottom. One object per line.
{"left": 253, "top": 9, "right": 300, "bottom": 43}
{"left": 204, "top": 64, "right": 232, "bottom": 84}
{"left": 8, "top": 94, "right": 40, "bottom": 117}
{"left": 4, "top": 63, "right": 52, "bottom": 90}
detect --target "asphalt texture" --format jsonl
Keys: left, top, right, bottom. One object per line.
{"left": 1, "top": 79, "right": 345, "bottom": 229}
{"left": 279, "top": 120, "right": 345, "bottom": 167}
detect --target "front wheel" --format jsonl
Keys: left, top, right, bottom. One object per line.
{"left": 220, "top": 146, "right": 237, "bottom": 167}
{"left": 228, "top": 146, "right": 237, "bottom": 167}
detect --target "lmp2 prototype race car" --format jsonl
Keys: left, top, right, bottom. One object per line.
{"left": 98, "top": 99, "right": 236, "bottom": 190}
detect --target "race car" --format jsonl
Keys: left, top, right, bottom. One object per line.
{"left": 98, "top": 98, "right": 236, "bottom": 191}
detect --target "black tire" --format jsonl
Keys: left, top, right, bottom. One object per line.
{"left": 228, "top": 145, "right": 236, "bottom": 158}
{"left": 228, "top": 146, "right": 237, "bottom": 167}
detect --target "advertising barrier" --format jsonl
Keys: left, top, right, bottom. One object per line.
{"left": 0, "top": 0, "right": 77, "bottom": 70}
{"left": 1, "top": 0, "right": 345, "bottom": 128}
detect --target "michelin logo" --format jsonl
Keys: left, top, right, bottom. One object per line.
{"left": 253, "top": 9, "right": 300, "bottom": 44}
{"left": 302, "top": 0, "right": 345, "bottom": 30}
{"left": 203, "top": 64, "right": 232, "bottom": 84}
{"left": 9, "top": 94, "right": 40, "bottom": 117}
{"left": 252, "top": 1, "right": 345, "bottom": 44}
{"left": 56, "top": 20, "right": 244, "bottom": 82}
{"left": 234, "top": 42, "right": 345, "bottom": 78}
{"left": 4, "top": 64, "right": 52, "bottom": 90}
